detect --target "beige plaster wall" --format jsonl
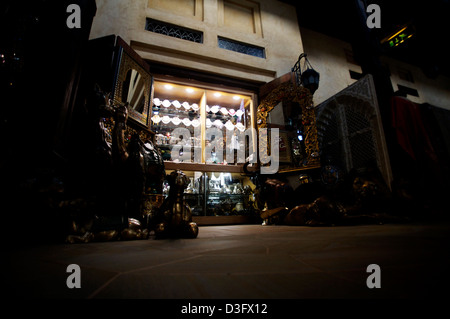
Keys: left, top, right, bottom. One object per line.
{"left": 299, "top": 28, "right": 362, "bottom": 106}
{"left": 89, "top": 0, "right": 304, "bottom": 84}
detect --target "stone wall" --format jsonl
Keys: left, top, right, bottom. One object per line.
{"left": 89, "top": 0, "right": 304, "bottom": 84}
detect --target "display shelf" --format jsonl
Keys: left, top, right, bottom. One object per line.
{"left": 164, "top": 162, "right": 250, "bottom": 173}
{"left": 157, "top": 144, "right": 201, "bottom": 149}
{"left": 151, "top": 80, "right": 254, "bottom": 156}
{"left": 163, "top": 168, "right": 256, "bottom": 219}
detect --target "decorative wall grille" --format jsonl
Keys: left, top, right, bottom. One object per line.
{"left": 315, "top": 74, "right": 393, "bottom": 187}
{"left": 218, "top": 36, "right": 265, "bottom": 58}
{"left": 345, "top": 107, "right": 377, "bottom": 169}
{"left": 317, "top": 108, "right": 343, "bottom": 166}
{"left": 145, "top": 18, "right": 203, "bottom": 43}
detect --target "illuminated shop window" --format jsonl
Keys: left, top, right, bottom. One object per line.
{"left": 150, "top": 81, "right": 255, "bottom": 164}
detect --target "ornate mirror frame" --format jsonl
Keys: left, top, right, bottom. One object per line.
{"left": 112, "top": 37, "right": 152, "bottom": 128}
{"left": 257, "top": 81, "right": 320, "bottom": 172}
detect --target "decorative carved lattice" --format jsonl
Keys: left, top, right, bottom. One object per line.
{"left": 315, "top": 74, "right": 392, "bottom": 187}
{"left": 145, "top": 18, "right": 203, "bottom": 43}
{"left": 218, "top": 37, "right": 265, "bottom": 58}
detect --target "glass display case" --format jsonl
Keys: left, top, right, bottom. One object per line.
{"left": 150, "top": 80, "right": 256, "bottom": 165}
{"left": 150, "top": 79, "right": 258, "bottom": 224}
{"left": 151, "top": 82, "right": 203, "bottom": 163}
{"left": 165, "top": 170, "right": 256, "bottom": 219}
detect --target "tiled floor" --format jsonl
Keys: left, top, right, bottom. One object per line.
{"left": 5, "top": 223, "right": 450, "bottom": 300}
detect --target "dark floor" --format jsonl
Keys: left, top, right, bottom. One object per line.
{"left": 5, "top": 221, "right": 450, "bottom": 304}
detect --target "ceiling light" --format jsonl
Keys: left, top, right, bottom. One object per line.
{"left": 164, "top": 84, "right": 173, "bottom": 90}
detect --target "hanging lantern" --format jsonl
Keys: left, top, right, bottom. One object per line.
{"left": 292, "top": 53, "right": 320, "bottom": 95}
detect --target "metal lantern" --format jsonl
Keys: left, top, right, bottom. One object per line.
{"left": 292, "top": 53, "right": 320, "bottom": 95}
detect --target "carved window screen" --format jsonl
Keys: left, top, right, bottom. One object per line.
{"left": 315, "top": 74, "right": 393, "bottom": 187}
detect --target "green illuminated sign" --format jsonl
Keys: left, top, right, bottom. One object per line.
{"left": 381, "top": 25, "right": 415, "bottom": 48}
